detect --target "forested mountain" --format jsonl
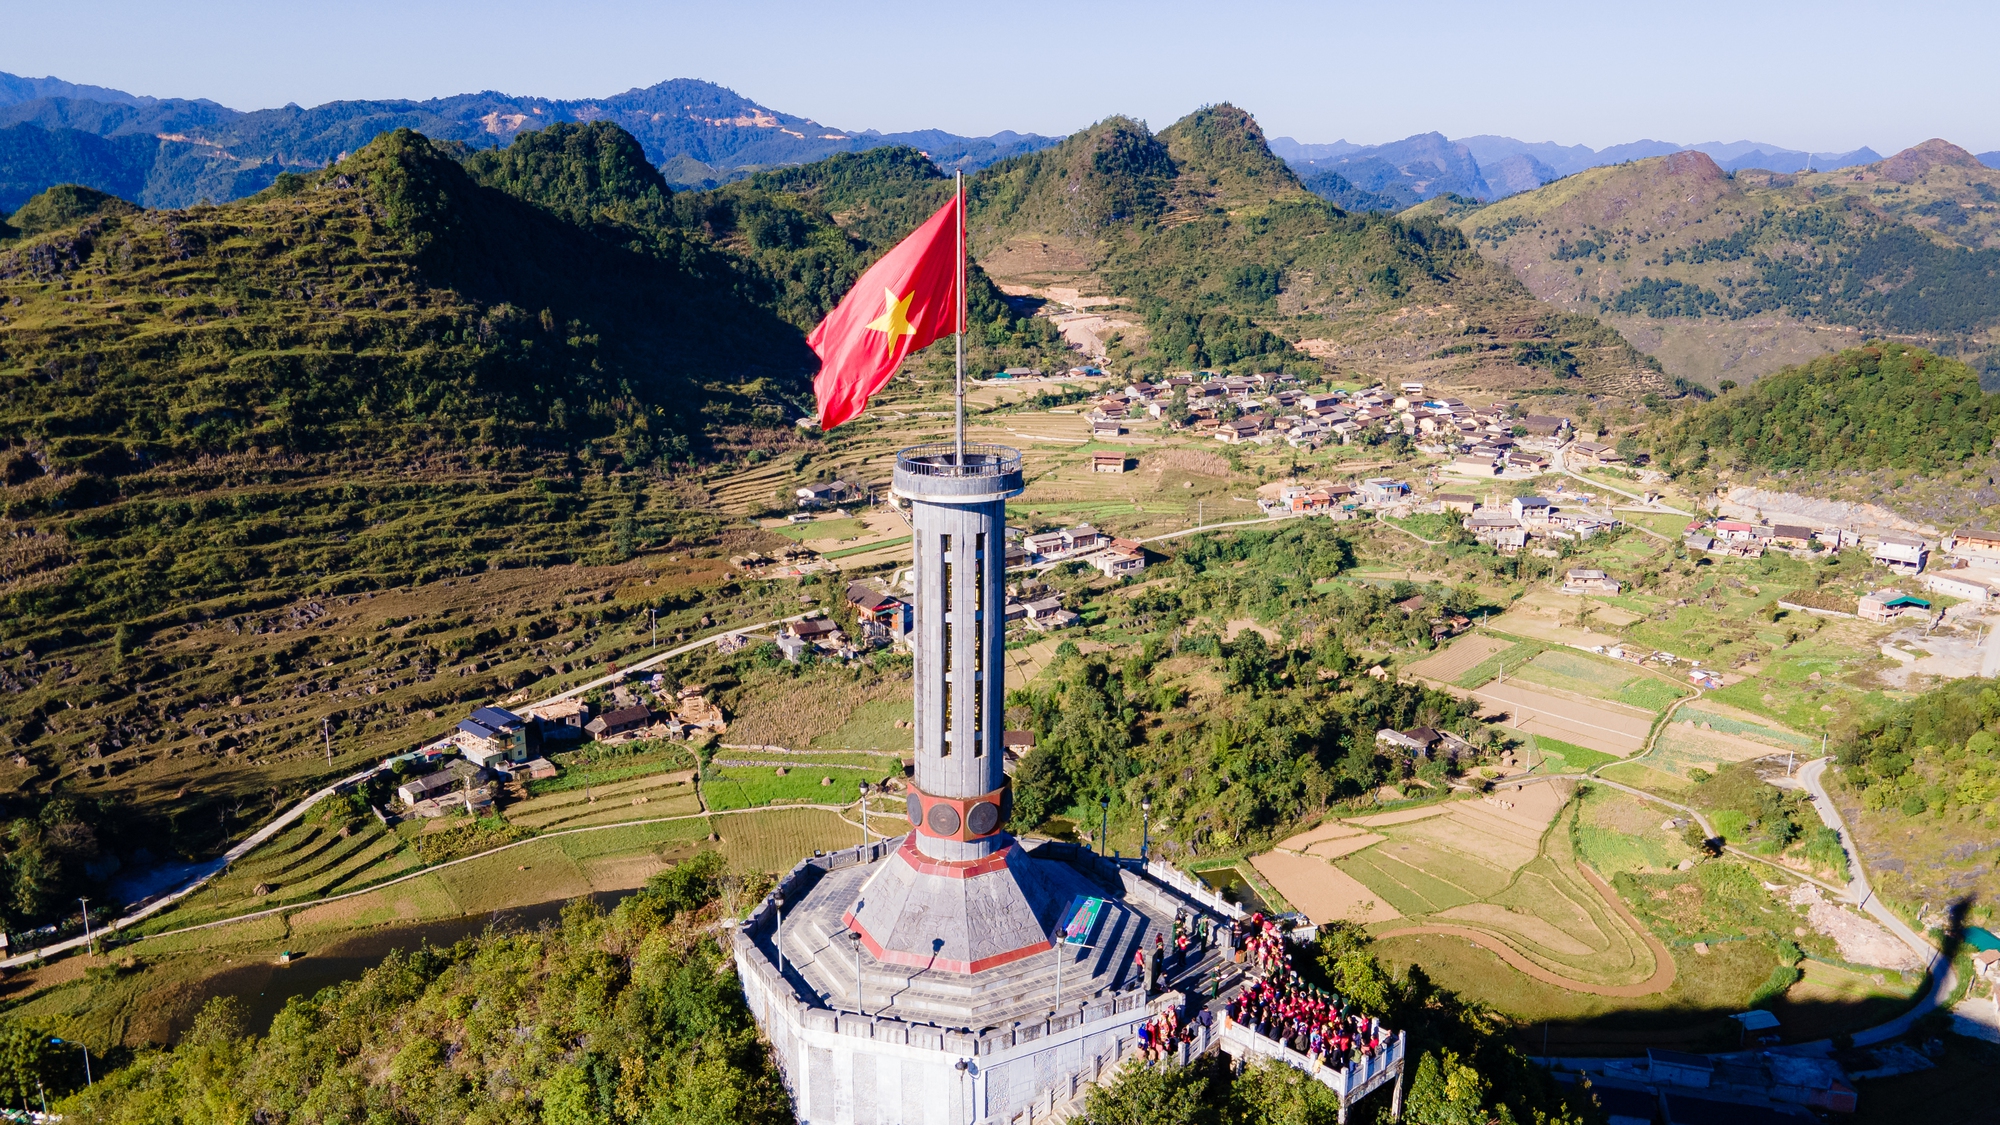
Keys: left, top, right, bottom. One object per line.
{"left": 0, "top": 73, "right": 1056, "bottom": 210}
{"left": 1454, "top": 141, "right": 2000, "bottom": 388}
{"left": 966, "top": 105, "right": 1681, "bottom": 399}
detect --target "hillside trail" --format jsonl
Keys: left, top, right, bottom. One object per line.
{"left": 0, "top": 612, "right": 813, "bottom": 971}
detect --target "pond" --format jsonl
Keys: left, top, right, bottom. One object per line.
{"left": 1195, "top": 865, "right": 1270, "bottom": 915}
{"left": 186, "top": 891, "right": 636, "bottom": 1036}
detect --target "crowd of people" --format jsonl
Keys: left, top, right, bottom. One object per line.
{"left": 1222, "top": 913, "right": 1390, "bottom": 1070}
{"left": 1129, "top": 908, "right": 1215, "bottom": 992}
{"left": 1120, "top": 906, "right": 1392, "bottom": 1073}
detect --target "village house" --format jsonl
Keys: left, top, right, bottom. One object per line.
{"left": 1376, "top": 727, "right": 1439, "bottom": 756}
{"left": 795, "top": 479, "right": 861, "bottom": 509}
{"left": 457, "top": 706, "right": 532, "bottom": 766}
{"left": 1857, "top": 588, "right": 1929, "bottom": 623}
{"left": 1948, "top": 527, "right": 2000, "bottom": 563}
{"left": 1090, "top": 538, "right": 1147, "bottom": 579}
{"left": 586, "top": 704, "right": 655, "bottom": 740}
{"left": 1436, "top": 494, "right": 1478, "bottom": 515}
{"left": 1450, "top": 452, "right": 1500, "bottom": 476}
{"left": 1871, "top": 534, "right": 1929, "bottom": 574}
{"left": 1024, "top": 596, "right": 1079, "bottom": 630}
{"left": 1518, "top": 414, "right": 1569, "bottom": 438}
{"left": 1568, "top": 441, "right": 1623, "bottom": 468}
{"left": 1091, "top": 420, "right": 1124, "bottom": 439}
{"left": 1468, "top": 513, "right": 1527, "bottom": 551}
{"left": 397, "top": 758, "right": 489, "bottom": 809}
{"left": 1560, "top": 568, "right": 1622, "bottom": 596}
{"left": 1092, "top": 451, "right": 1131, "bottom": 473}
{"left": 526, "top": 698, "right": 591, "bottom": 745}
{"left": 1060, "top": 524, "right": 1101, "bottom": 552}
{"left": 1022, "top": 596, "right": 1067, "bottom": 622}
{"left": 1506, "top": 450, "right": 1551, "bottom": 471}
{"left": 1024, "top": 530, "right": 1066, "bottom": 559}
{"left": 1358, "top": 478, "right": 1410, "bottom": 506}
{"left": 1924, "top": 571, "right": 2000, "bottom": 604}
{"left": 1215, "top": 418, "right": 1263, "bottom": 444}
{"left": 1510, "top": 495, "right": 1553, "bottom": 523}
{"left": 1770, "top": 525, "right": 1816, "bottom": 550}
{"left": 787, "top": 616, "right": 843, "bottom": 645}
{"left": 846, "top": 582, "right": 911, "bottom": 633}
{"left": 1547, "top": 510, "right": 1615, "bottom": 539}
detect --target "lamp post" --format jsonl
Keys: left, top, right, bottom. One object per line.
{"left": 78, "top": 897, "right": 93, "bottom": 957}
{"left": 858, "top": 781, "right": 872, "bottom": 846}
{"left": 1099, "top": 797, "right": 1110, "bottom": 858}
{"left": 50, "top": 1037, "right": 88, "bottom": 1087}
{"left": 1141, "top": 799, "right": 1151, "bottom": 862}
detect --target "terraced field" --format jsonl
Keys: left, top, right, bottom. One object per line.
{"left": 504, "top": 771, "right": 705, "bottom": 832}
{"left": 1255, "top": 781, "right": 1671, "bottom": 996}
{"left": 140, "top": 806, "right": 419, "bottom": 932}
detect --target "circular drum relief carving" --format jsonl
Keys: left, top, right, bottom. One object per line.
{"left": 926, "top": 802, "right": 962, "bottom": 836}
{"left": 966, "top": 800, "right": 1001, "bottom": 836}
{"left": 906, "top": 793, "right": 923, "bottom": 825}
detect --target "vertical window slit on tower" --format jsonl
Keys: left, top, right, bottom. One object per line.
{"left": 973, "top": 531, "right": 985, "bottom": 755}
{"left": 941, "top": 532, "right": 953, "bottom": 755}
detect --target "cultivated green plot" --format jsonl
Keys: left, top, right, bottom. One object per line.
{"left": 1510, "top": 649, "right": 1688, "bottom": 713}
{"left": 1337, "top": 847, "right": 1479, "bottom": 915}
{"left": 704, "top": 763, "right": 892, "bottom": 811}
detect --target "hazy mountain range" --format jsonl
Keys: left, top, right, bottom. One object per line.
{"left": 1264, "top": 132, "right": 1938, "bottom": 209}
{"left": 1, "top": 68, "right": 1997, "bottom": 214}
{"left": 0, "top": 72, "right": 1059, "bottom": 209}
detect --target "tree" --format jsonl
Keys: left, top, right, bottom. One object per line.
{"left": 1404, "top": 1050, "right": 1490, "bottom": 1125}
{"left": 0, "top": 1025, "right": 61, "bottom": 1107}
{"left": 1081, "top": 1058, "right": 1214, "bottom": 1125}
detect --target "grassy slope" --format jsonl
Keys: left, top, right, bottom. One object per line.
{"left": 1454, "top": 142, "right": 2000, "bottom": 388}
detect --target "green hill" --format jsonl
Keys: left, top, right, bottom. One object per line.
{"left": 1456, "top": 142, "right": 2000, "bottom": 388}
{"left": 966, "top": 105, "right": 1680, "bottom": 397}
{"left": 1648, "top": 342, "right": 1998, "bottom": 475}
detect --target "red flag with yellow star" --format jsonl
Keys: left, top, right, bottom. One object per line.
{"left": 809, "top": 192, "right": 962, "bottom": 429}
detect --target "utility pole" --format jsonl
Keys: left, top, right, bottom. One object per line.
{"left": 322, "top": 717, "right": 333, "bottom": 767}
{"left": 78, "top": 898, "right": 93, "bottom": 957}
{"left": 650, "top": 608, "right": 658, "bottom": 650}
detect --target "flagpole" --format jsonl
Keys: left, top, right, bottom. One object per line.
{"left": 954, "top": 168, "right": 966, "bottom": 464}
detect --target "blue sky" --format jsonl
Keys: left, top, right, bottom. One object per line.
{"left": 8, "top": 0, "right": 1997, "bottom": 153}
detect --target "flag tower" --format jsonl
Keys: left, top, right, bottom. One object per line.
{"left": 733, "top": 168, "right": 1256, "bottom": 1125}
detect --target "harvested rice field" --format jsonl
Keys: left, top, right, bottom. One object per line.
{"left": 1247, "top": 849, "right": 1401, "bottom": 924}
{"left": 1404, "top": 634, "right": 1513, "bottom": 682}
